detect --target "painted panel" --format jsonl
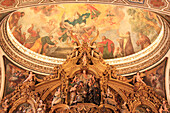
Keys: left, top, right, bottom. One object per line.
{"left": 143, "top": 58, "right": 167, "bottom": 97}
{"left": 68, "top": 71, "right": 101, "bottom": 105}
{"left": 126, "top": 57, "right": 168, "bottom": 98}
{"left": 3, "top": 56, "right": 28, "bottom": 95}
{"left": 3, "top": 56, "right": 43, "bottom": 96}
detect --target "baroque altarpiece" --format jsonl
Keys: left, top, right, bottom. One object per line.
{"left": 0, "top": 42, "right": 167, "bottom": 113}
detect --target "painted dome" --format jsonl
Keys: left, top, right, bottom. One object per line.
{"left": 8, "top": 4, "right": 162, "bottom": 59}
{"left": 1, "top": 3, "right": 168, "bottom": 74}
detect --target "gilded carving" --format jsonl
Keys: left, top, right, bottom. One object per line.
{"left": 0, "top": 43, "right": 168, "bottom": 113}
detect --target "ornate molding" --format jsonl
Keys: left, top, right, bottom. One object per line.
{"left": 0, "top": 48, "right": 166, "bottom": 112}
{"left": 0, "top": 0, "right": 169, "bottom": 15}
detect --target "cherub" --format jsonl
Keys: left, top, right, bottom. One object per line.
{"left": 90, "top": 42, "right": 97, "bottom": 57}
{"left": 133, "top": 72, "right": 146, "bottom": 85}
{"left": 23, "top": 71, "right": 35, "bottom": 83}
{"left": 82, "top": 52, "right": 87, "bottom": 66}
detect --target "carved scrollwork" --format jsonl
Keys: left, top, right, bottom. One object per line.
{"left": 0, "top": 42, "right": 167, "bottom": 113}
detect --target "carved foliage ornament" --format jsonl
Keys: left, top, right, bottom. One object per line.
{"left": 0, "top": 42, "right": 168, "bottom": 113}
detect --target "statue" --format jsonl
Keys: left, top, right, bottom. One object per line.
{"left": 133, "top": 72, "right": 146, "bottom": 91}
{"left": 0, "top": 39, "right": 167, "bottom": 113}
{"left": 82, "top": 52, "right": 87, "bottom": 66}
{"left": 70, "top": 42, "right": 80, "bottom": 58}
{"left": 16, "top": 107, "right": 23, "bottom": 113}
{"left": 37, "top": 100, "right": 46, "bottom": 113}
{"left": 120, "top": 102, "right": 130, "bottom": 113}
{"left": 133, "top": 72, "right": 146, "bottom": 85}
{"left": 2, "top": 99, "right": 9, "bottom": 113}
{"left": 69, "top": 84, "right": 78, "bottom": 105}
{"left": 52, "top": 87, "right": 62, "bottom": 107}
{"left": 104, "top": 87, "right": 117, "bottom": 106}
{"left": 159, "top": 99, "right": 169, "bottom": 113}
{"left": 23, "top": 71, "right": 35, "bottom": 83}
{"left": 92, "top": 82, "right": 101, "bottom": 105}
{"left": 74, "top": 91, "right": 84, "bottom": 104}
{"left": 90, "top": 42, "right": 98, "bottom": 57}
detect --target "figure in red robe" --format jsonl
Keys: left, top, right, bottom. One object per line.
{"left": 98, "top": 36, "right": 114, "bottom": 58}
{"left": 24, "top": 24, "right": 40, "bottom": 49}
{"left": 86, "top": 4, "right": 101, "bottom": 19}
{"left": 9, "top": 12, "right": 25, "bottom": 29}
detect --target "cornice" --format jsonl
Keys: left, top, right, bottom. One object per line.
{"left": 0, "top": 0, "right": 169, "bottom": 15}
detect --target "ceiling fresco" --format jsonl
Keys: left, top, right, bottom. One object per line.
{"left": 8, "top": 4, "right": 162, "bottom": 59}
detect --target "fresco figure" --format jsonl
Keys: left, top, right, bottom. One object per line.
{"left": 98, "top": 36, "right": 114, "bottom": 58}
{"left": 149, "top": 73, "right": 156, "bottom": 87}
{"left": 82, "top": 25, "right": 96, "bottom": 43}
{"left": 12, "top": 25, "right": 22, "bottom": 43}
{"left": 58, "top": 22, "right": 70, "bottom": 43}
{"left": 154, "top": 66, "right": 165, "bottom": 97}
{"left": 61, "top": 12, "right": 92, "bottom": 42}
{"left": 20, "top": 32, "right": 26, "bottom": 45}
{"left": 115, "top": 47, "right": 123, "bottom": 58}
{"left": 136, "top": 32, "right": 151, "bottom": 50}
{"left": 144, "top": 63, "right": 166, "bottom": 97}
{"left": 25, "top": 24, "right": 40, "bottom": 49}
{"left": 117, "top": 31, "right": 134, "bottom": 56}
{"left": 9, "top": 12, "right": 25, "bottom": 29}
{"left": 30, "top": 35, "right": 56, "bottom": 55}
{"left": 86, "top": 4, "right": 101, "bottom": 19}
{"left": 9, "top": 70, "right": 25, "bottom": 88}
{"left": 64, "top": 12, "right": 90, "bottom": 26}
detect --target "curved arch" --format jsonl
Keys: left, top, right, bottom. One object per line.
{"left": 132, "top": 100, "right": 158, "bottom": 113}
{"left": 49, "top": 104, "right": 70, "bottom": 113}
{"left": 98, "top": 104, "right": 118, "bottom": 113}
{"left": 68, "top": 66, "right": 102, "bottom": 79}
{"left": 108, "top": 83, "right": 128, "bottom": 102}
{"left": 9, "top": 97, "right": 36, "bottom": 113}
{"left": 41, "top": 81, "right": 61, "bottom": 100}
